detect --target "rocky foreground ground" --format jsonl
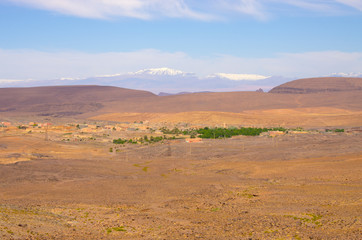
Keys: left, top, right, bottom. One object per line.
{"left": 0, "top": 132, "right": 361, "bottom": 239}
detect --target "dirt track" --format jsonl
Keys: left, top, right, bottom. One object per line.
{"left": 0, "top": 132, "right": 361, "bottom": 239}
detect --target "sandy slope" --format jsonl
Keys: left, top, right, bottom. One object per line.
{"left": 0, "top": 135, "right": 109, "bottom": 164}
{"left": 90, "top": 107, "right": 362, "bottom": 128}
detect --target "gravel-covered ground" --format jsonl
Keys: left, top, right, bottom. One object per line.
{"left": 0, "top": 132, "right": 361, "bottom": 239}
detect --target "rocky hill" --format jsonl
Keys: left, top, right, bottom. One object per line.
{"left": 269, "top": 77, "right": 362, "bottom": 94}
{"left": 0, "top": 85, "right": 156, "bottom": 117}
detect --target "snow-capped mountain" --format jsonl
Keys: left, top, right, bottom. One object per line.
{"left": 327, "top": 72, "right": 362, "bottom": 78}
{"left": 132, "top": 68, "right": 192, "bottom": 76}
{"left": 0, "top": 67, "right": 293, "bottom": 93}
{"left": 208, "top": 73, "right": 270, "bottom": 81}
{"left": 94, "top": 68, "right": 192, "bottom": 78}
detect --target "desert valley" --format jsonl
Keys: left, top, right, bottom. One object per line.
{"left": 0, "top": 77, "right": 361, "bottom": 239}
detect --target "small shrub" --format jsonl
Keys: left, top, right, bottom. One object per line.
{"left": 112, "top": 226, "right": 126, "bottom": 232}
{"left": 211, "top": 207, "right": 220, "bottom": 212}
{"left": 334, "top": 129, "right": 344, "bottom": 132}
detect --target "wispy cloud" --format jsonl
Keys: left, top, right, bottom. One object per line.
{"left": 219, "top": 0, "right": 268, "bottom": 20}
{"left": 2, "top": 0, "right": 361, "bottom": 20}
{"left": 336, "top": 0, "right": 362, "bottom": 11}
{"left": 1, "top": 48, "right": 361, "bottom": 80}
{"left": 278, "top": 0, "right": 338, "bottom": 12}
{"left": 5, "top": 0, "right": 214, "bottom": 20}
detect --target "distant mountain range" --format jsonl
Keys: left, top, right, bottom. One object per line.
{"left": 327, "top": 72, "right": 362, "bottom": 78}
{"left": 1, "top": 77, "right": 361, "bottom": 119}
{"left": 0, "top": 68, "right": 293, "bottom": 93}
{"left": 1, "top": 68, "right": 361, "bottom": 94}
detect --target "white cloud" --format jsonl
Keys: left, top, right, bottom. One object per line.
{"left": 2, "top": 0, "right": 361, "bottom": 20}
{"left": 277, "top": 0, "right": 338, "bottom": 12}
{"left": 5, "top": 0, "right": 214, "bottom": 20}
{"left": 336, "top": 0, "right": 362, "bottom": 11}
{"left": 1, "top": 48, "right": 361, "bottom": 81}
{"left": 219, "top": 0, "right": 268, "bottom": 20}
{"left": 267, "top": 0, "right": 362, "bottom": 13}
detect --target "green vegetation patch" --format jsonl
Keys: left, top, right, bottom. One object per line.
{"left": 112, "top": 226, "right": 127, "bottom": 232}
{"left": 285, "top": 213, "right": 323, "bottom": 226}
{"left": 113, "top": 138, "right": 127, "bottom": 144}
{"left": 196, "top": 127, "right": 287, "bottom": 139}
{"left": 326, "top": 128, "right": 344, "bottom": 132}
{"left": 114, "top": 126, "right": 292, "bottom": 144}
{"left": 159, "top": 127, "right": 184, "bottom": 135}
{"left": 238, "top": 190, "right": 258, "bottom": 199}
{"left": 113, "top": 136, "right": 165, "bottom": 145}
{"left": 211, "top": 207, "right": 221, "bottom": 212}
{"left": 160, "top": 127, "right": 200, "bottom": 137}
{"left": 133, "top": 162, "right": 151, "bottom": 173}
{"left": 106, "top": 226, "right": 127, "bottom": 233}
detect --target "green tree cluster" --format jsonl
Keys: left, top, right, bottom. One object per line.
{"left": 159, "top": 127, "right": 183, "bottom": 135}
{"left": 196, "top": 127, "right": 281, "bottom": 139}
{"left": 113, "top": 135, "right": 166, "bottom": 145}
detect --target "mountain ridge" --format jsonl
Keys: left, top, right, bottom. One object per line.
{"left": 1, "top": 77, "right": 361, "bottom": 118}
{"left": 270, "top": 77, "right": 362, "bottom": 94}
{"left": 0, "top": 67, "right": 293, "bottom": 93}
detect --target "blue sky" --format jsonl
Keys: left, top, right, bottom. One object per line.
{"left": 0, "top": 0, "right": 362, "bottom": 81}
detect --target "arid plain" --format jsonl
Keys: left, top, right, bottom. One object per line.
{"left": 0, "top": 77, "right": 361, "bottom": 239}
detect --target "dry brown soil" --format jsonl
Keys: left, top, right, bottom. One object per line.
{"left": 0, "top": 131, "right": 361, "bottom": 239}
{"left": 91, "top": 107, "right": 362, "bottom": 128}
